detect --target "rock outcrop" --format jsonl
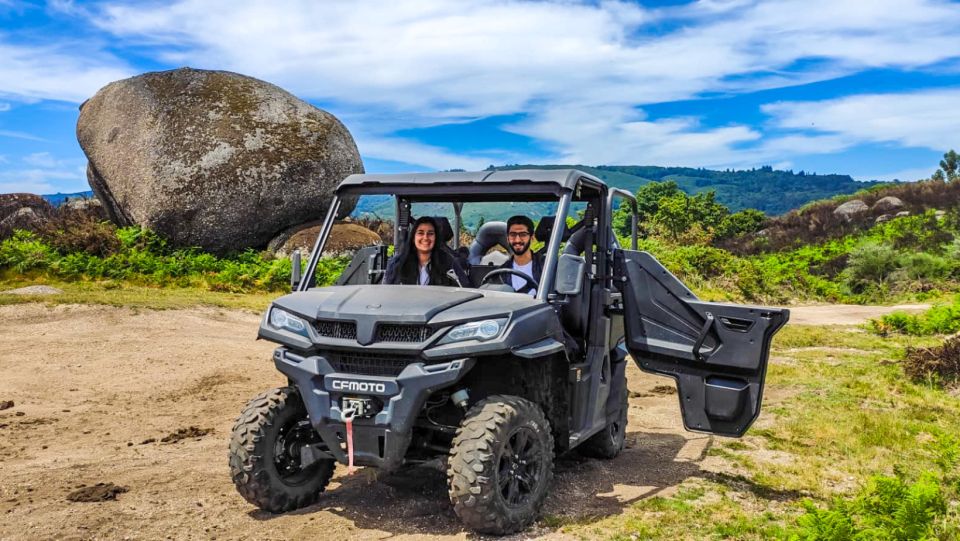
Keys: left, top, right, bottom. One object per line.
{"left": 833, "top": 199, "right": 868, "bottom": 221}
{"left": 77, "top": 68, "right": 362, "bottom": 254}
{"left": 0, "top": 193, "right": 53, "bottom": 238}
{"left": 270, "top": 222, "right": 382, "bottom": 259}
{"left": 871, "top": 196, "right": 904, "bottom": 212}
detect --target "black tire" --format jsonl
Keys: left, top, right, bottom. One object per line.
{"left": 447, "top": 395, "right": 554, "bottom": 535}
{"left": 229, "top": 386, "right": 335, "bottom": 513}
{"left": 579, "top": 381, "right": 628, "bottom": 459}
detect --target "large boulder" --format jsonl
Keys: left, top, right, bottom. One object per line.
{"left": 0, "top": 193, "right": 53, "bottom": 238}
{"left": 77, "top": 68, "right": 362, "bottom": 254}
{"left": 833, "top": 199, "right": 868, "bottom": 221}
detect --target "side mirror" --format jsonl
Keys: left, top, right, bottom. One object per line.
{"left": 555, "top": 253, "right": 585, "bottom": 296}
{"left": 290, "top": 250, "right": 302, "bottom": 291}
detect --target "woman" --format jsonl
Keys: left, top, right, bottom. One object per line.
{"left": 383, "top": 216, "right": 460, "bottom": 286}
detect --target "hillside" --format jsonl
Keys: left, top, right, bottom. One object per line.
{"left": 495, "top": 164, "right": 886, "bottom": 215}
{"left": 351, "top": 164, "right": 885, "bottom": 227}
{"left": 727, "top": 177, "right": 960, "bottom": 254}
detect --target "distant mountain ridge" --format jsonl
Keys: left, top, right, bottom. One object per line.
{"left": 493, "top": 164, "right": 886, "bottom": 216}
{"left": 46, "top": 165, "right": 889, "bottom": 224}
{"left": 42, "top": 191, "right": 95, "bottom": 206}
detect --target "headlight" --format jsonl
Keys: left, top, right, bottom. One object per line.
{"left": 439, "top": 318, "right": 507, "bottom": 344}
{"left": 268, "top": 307, "right": 310, "bottom": 337}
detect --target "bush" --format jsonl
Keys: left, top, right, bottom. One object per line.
{"left": 903, "top": 335, "right": 960, "bottom": 386}
{"left": 869, "top": 296, "right": 960, "bottom": 336}
{"left": 843, "top": 242, "right": 899, "bottom": 294}
{"left": 0, "top": 227, "right": 349, "bottom": 293}
{"left": 896, "top": 252, "right": 952, "bottom": 282}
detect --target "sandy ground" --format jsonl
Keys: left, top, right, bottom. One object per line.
{"left": 0, "top": 302, "right": 909, "bottom": 540}
{"left": 783, "top": 303, "right": 930, "bottom": 325}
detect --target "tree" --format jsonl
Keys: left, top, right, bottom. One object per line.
{"left": 934, "top": 149, "right": 959, "bottom": 182}
{"left": 715, "top": 209, "right": 767, "bottom": 240}
{"left": 612, "top": 180, "right": 683, "bottom": 236}
{"left": 652, "top": 192, "right": 694, "bottom": 240}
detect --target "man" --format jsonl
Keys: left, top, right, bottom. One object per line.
{"left": 500, "top": 215, "right": 543, "bottom": 296}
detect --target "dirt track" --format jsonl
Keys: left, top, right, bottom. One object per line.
{"left": 0, "top": 302, "right": 907, "bottom": 540}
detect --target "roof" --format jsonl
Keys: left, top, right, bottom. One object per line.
{"left": 336, "top": 168, "right": 605, "bottom": 194}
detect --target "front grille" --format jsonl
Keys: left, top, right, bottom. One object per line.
{"left": 375, "top": 324, "right": 433, "bottom": 343}
{"left": 326, "top": 351, "right": 419, "bottom": 377}
{"left": 315, "top": 320, "right": 357, "bottom": 340}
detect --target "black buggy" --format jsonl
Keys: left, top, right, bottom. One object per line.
{"left": 229, "top": 169, "right": 789, "bottom": 534}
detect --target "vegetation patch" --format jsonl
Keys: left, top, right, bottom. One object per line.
{"left": 903, "top": 335, "right": 960, "bottom": 387}
{"left": 869, "top": 296, "right": 960, "bottom": 336}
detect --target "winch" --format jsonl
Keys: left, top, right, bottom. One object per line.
{"left": 341, "top": 396, "right": 377, "bottom": 418}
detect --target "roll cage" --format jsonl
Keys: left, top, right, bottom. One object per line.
{"left": 297, "top": 169, "right": 636, "bottom": 304}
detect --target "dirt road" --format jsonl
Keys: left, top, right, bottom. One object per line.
{"left": 0, "top": 302, "right": 896, "bottom": 540}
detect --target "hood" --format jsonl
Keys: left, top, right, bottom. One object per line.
{"left": 272, "top": 285, "right": 543, "bottom": 345}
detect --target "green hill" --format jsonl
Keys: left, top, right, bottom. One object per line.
{"left": 352, "top": 164, "right": 889, "bottom": 228}
{"left": 496, "top": 164, "right": 885, "bottom": 216}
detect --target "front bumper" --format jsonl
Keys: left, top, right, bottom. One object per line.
{"left": 273, "top": 347, "right": 475, "bottom": 470}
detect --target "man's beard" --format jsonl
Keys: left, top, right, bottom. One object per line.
{"left": 511, "top": 240, "right": 531, "bottom": 256}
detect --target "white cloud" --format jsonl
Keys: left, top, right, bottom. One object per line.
{"left": 0, "top": 129, "right": 45, "bottom": 141}
{"left": 0, "top": 155, "right": 87, "bottom": 194}
{"left": 0, "top": 102, "right": 10, "bottom": 112}
{"left": 763, "top": 88, "right": 960, "bottom": 151}
{"left": 76, "top": 0, "right": 960, "bottom": 168}
{"left": 0, "top": 34, "right": 133, "bottom": 103}
{"left": 22, "top": 152, "right": 58, "bottom": 168}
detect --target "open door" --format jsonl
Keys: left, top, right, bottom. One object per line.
{"left": 614, "top": 250, "right": 789, "bottom": 437}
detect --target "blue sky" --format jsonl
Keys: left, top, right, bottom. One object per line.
{"left": 1, "top": 0, "right": 959, "bottom": 194}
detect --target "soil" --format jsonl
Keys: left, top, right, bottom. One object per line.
{"left": 0, "top": 302, "right": 872, "bottom": 540}
{"left": 67, "top": 483, "right": 129, "bottom": 503}
{"left": 160, "top": 426, "right": 214, "bottom": 443}
{"left": 784, "top": 302, "right": 930, "bottom": 325}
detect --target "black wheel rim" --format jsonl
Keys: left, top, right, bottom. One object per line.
{"left": 274, "top": 418, "right": 321, "bottom": 485}
{"left": 610, "top": 419, "right": 622, "bottom": 440}
{"left": 497, "top": 426, "right": 543, "bottom": 508}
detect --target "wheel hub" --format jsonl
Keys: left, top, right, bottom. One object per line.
{"left": 497, "top": 426, "right": 543, "bottom": 508}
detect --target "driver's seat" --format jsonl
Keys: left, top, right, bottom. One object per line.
{"left": 467, "top": 221, "right": 510, "bottom": 287}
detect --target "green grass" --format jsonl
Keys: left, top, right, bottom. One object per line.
{"left": 869, "top": 295, "right": 960, "bottom": 336}
{"left": 553, "top": 324, "right": 960, "bottom": 540}
{"left": 0, "top": 277, "right": 275, "bottom": 311}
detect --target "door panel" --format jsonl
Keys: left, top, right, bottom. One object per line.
{"left": 614, "top": 250, "right": 789, "bottom": 437}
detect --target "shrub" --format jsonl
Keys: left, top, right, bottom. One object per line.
{"left": 0, "top": 227, "right": 349, "bottom": 293}
{"left": 903, "top": 335, "right": 960, "bottom": 386}
{"left": 896, "top": 252, "right": 952, "bottom": 282}
{"left": 0, "top": 230, "right": 55, "bottom": 272}
{"left": 843, "top": 242, "right": 899, "bottom": 294}
{"left": 870, "top": 296, "right": 960, "bottom": 336}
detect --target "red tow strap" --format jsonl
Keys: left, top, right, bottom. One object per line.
{"left": 343, "top": 408, "right": 358, "bottom": 475}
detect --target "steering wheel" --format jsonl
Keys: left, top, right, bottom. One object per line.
{"left": 479, "top": 268, "right": 540, "bottom": 293}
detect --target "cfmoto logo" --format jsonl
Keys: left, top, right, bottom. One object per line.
{"left": 330, "top": 380, "right": 387, "bottom": 393}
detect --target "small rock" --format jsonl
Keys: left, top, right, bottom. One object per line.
{"left": 1, "top": 285, "right": 63, "bottom": 295}
{"left": 896, "top": 210, "right": 910, "bottom": 217}
{"left": 0, "top": 400, "right": 13, "bottom": 410}
{"left": 15, "top": 412, "right": 25, "bottom": 417}
{"left": 875, "top": 214, "right": 891, "bottom": 224}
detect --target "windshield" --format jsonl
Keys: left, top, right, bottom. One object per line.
{"left": 299, "top": 190, "right": 577, "bottom": 300}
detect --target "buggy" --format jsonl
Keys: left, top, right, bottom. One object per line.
{"left": 229, "top": 169, "right": 789, "bottom": 534}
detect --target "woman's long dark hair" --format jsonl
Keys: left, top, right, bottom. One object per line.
{"left": 396, "top": 216, "right": 454, "bottom": 286}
